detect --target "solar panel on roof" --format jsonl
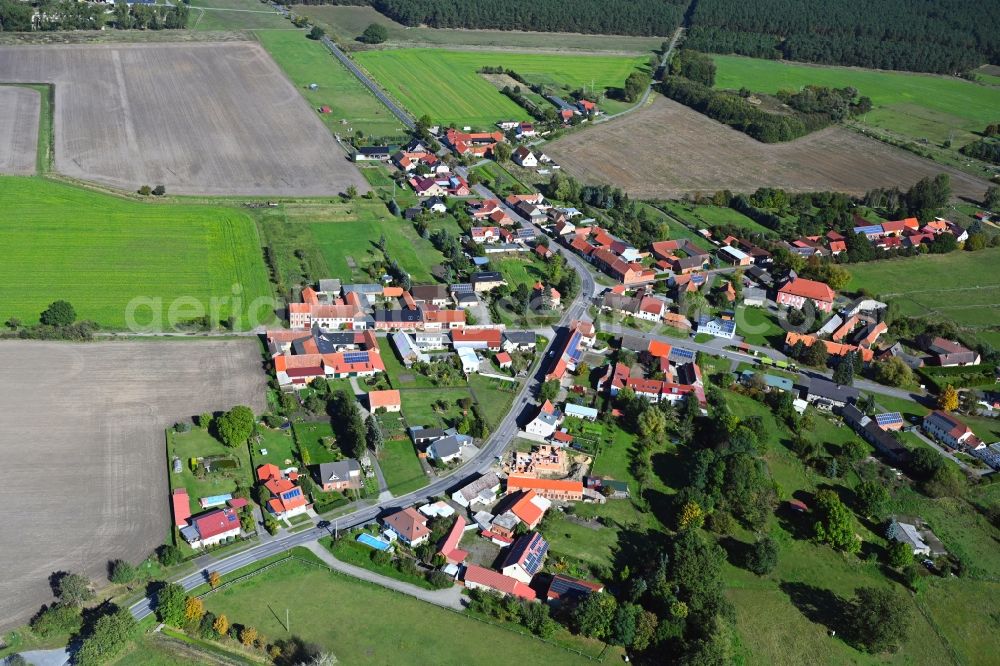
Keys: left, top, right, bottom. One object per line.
{"left": 671, "top": 347, "right": 695, "bottom": 361}
{"left": 343, "top": 352, "right": 369, "bottom": 364}
{"left": 875, "top": 412, "right": 903, "bottom": 425}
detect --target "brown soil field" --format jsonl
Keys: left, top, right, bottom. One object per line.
{"left": 0, "top": 86, "right": 39, "bottom": 175}
{"left": 0, "top": 42, "right": 369, "bottom": 196}
{"left": 546, "top": 96, "right": 993, "bottom": 199}
{"left": 0, "top": 339, "right": 267, "bottom": 630}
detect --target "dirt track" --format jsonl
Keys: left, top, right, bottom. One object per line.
{"left": 0, "top": 42, "right": 368, "bottom": 196}
{"left": 0, "top": 86, "right": 39, "bottom": 175}
{"left": 546, "top": 96, "right": 993, "bottom": 199}
{"left": 0, "top": 339, "right": 267, "bottom": 630}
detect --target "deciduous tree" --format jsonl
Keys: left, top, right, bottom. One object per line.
{"left": 216, "top": 405, "right": 255, "bottom": 447}
{"left": 850, "top": 586, "right": 912, "bottom": 654}
{"left": 937, "top": 384, "right": 959, "bottom": 412}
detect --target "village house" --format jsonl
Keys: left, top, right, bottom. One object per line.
{"left": 776, "top": 277, "right": 836, "bottom": 312}
{"left": 525, "top": 400, "right": 563, "bottom": 438}
{"left": 445, "top": 129, "right": 505, "bottom": 157}
{"left": 427, "top": 434, "right": 468, "bottom": 464}
{"left": 501, "top": 532, "right": 549, "bottom": 584}
{"left": 451, "top": 327, "right": 503, "bottom": 351}
{"left": 462, "top": 564, "right": 536, "bottom": 600}
{"left": 452, "top": 472, "right": 501, "bottom": 508}
{"left": 368, "top": 389, "right": 401, "bottom": 413}
{"left": 257, "top": 464, "right": 309, "bottom": 520}
{"left": 545, "top": 575, "right": 605, "bottom": 604}
{"left": 316, "top": 459, "right": 363, "bottom": 492}
{"left": 471, "top": 271, "right": 507, "bottom": 292}
{"left": 923, "top": 410, "right": 982, "bottom": 449}
{"left": 545, "top": 320, "right": 596, "bottom": 381}
{"left": 180, "top": 506, "right": 242, "bottom": 549}
{"left": 697, "top": 315, "right": 737, "bottom": 340}
{"left": 513, "top": 146, "right": 538, "bottom": 168}
{"left": 503, "top": 331, "right": 537, "bottom": 352}
{"left": 841, "top": 404, "right": 909, "bottom": 464}
{"left": 410, "top": 284, "right": 450, "bottom": 307}
{"left": 382, "top": 506, "right": 431, "bottom": 546}
{"left": 800, "top": 377, "right": 859, "bottom": 410}
{"left": 923, "top": 337, "right": 981, "bottom": 367}
{"left": 438, "top": 516, "right": 469, "bottom": 565}
{"left": 508, "top": 490, "right": 552, "bottom": 529}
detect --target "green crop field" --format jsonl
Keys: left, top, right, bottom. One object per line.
{"left": 846, "top": 248, "right": 1000, "bottom": 344}
{"left": 712, "top": 54, "right": 1000, "bottom": 147}
{"left": 255, "top": 30, "right": 409, "bottom": 140}
{"left": 354, "top": 48, "right": 646, "bottom": 127}
{"left": 0, "top": 177, "right": 271, "bottom": 329}
{"left": 297, "top": 4, "right": 664, "bottom": 53}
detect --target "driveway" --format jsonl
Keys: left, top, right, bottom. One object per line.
{"left": 303, "top": 541, "right": 465, "bottom": 610}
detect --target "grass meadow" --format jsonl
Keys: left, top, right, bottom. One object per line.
{"left": 846, "top": 248, "right": 1000, "bottom": 345}
{"left": 296, "top": 4, "right": 665, "bottom": 53}
{"left": 202, "top": 557, "right": 601, "bottom": 665}
{"left": 189, "top": 0, "right": 289, "bottom": 31}
{"left": 354, "top": 48, "right": 647, "bottom": 127}
{"left": 712, "top": 54, "right": 1000, "bottom": 147}
{"left": 255, "top": 30, "right": 408, "bottom": 140}
{"left": 0, "top": 177, "right": 272, "bottom": 328}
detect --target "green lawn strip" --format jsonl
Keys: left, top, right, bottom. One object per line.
{"left": 494, "top": 254, "right": 550, "bottom": 292}
{"left": 377, "top": 438, "right": 428, "bottom": 496}
{"left": 712, "top": 53, "right": 1000, "bottom": 147}
{"left": 400, "top": 387, "right": 473, "bottom": 429}
{"left": 202, "top": 555, "right": 601, "bottom": 665}
{"left": 376, "top": 337, "right": 436, "bottom": 388}
{"left": 250, "top": 426, "right": 298, "bottom": 469}
{"left": 168, "top": 429, "right": 253, "bottom": 516}
{"left": 254, "top": 29, "right": 408, "bottom": 140}
{"left": 664, "top": 201, "right": 773, "bottom": 236}
{"left": 353, "top": 48, "right": 647, "bottom": 128}
{"left": 644, "top": 202, "right": 717, "bottom": 251}
{"left": 0, "top": 176, "right": 272, "bottom": 329}
{"left": 1, "top": 83, "right": 53, "bottom": 173}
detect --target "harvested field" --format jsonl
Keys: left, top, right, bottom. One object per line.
{"left": 0, "top": 42, "right": 367, "bottom": 196}
{"left": 0, "top": 339, "right": 267, "bottom": 630}
{"left": 0, "top": 86, "right": 39, "bottom": 175}
{"left": 546, "top": 96, "right": 992, "bottom": 199}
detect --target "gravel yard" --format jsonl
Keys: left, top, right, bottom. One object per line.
{"left": 0, "top": 339, "right": 267, "bottom": 630}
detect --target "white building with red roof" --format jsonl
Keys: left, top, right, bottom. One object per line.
{"left": 437, "top": 515, "right": 470, "bottom": 565}
{"left": 462, "top": 564, "right": 537, "bottom": 600}
{"left": 257, "top": 464, "right": 309, "bottom": 520}
{"left": 777, "top": 277, "right": 835, "bottom": 312}
{"left": 382, "top": 506, "right": 431, "bottom": 546}
{"left": 181, "top": 507, "right": 242, "bottom": 549}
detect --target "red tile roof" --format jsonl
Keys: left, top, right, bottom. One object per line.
{"left": 171, "top": 488, "right": 191, "bottom": 528}
{"left": 510, "top": 490, "right": 546, "bottom": 527}
{"left": 778, "top": 277, "right": 835, "bottom": 303}
{"left": 438, "top": 515, "right": 469, "bottom": 564}
{"left": 193, "top": 507, "right": 240, "bottom": 540}
{"left": 384, "top": 507, "right": 430, "bottom": 543}
{"left": 507, "top": 475, "right": 583, "bottom": 495}
{"left": 462, "top": 564, "right": 536, "bottom": 600}
{"left": 368, "top": 389, "right": 401, "bottom": 409}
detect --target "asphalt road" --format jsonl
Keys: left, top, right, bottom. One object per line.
{"left": 319, "top": 36, "right": 415, "bottom": 131}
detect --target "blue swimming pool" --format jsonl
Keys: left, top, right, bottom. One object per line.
{"left": 357, "top": 533, "right": 392, "bottom": 551}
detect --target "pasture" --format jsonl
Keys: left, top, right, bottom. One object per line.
{"left": 0, "top": 177, "right": 272, "bottom": 329}
{"left": 0, "top": 42, "right": 366, "bottom": 196}
{"left": 712, "top": 54, "right": 1000, "bottom": 147}
{"left": 188, "top": 0, "right": 289, "bottom": 31}
{"left": 202, "top": 558, "right": 598, "bottom": 665}
{"left": 660, "top": 201, "right": 773, "bottom": 236}
{"left": 354, "top": 48, "right": 646, "bottom": 127}
{"left": 0, "top": 339, "right": 267, "bottom": 630}
{"left": 545, "top": 96, "right": 993, "bottom": 199}
{"left": 255, "top": 30, "right": 407, "bottom": 140}
{"left": 297, "top": 4, "right": 664, "bottom": 54}
{"left": 0, "top": 86, "right": 39, "bottom": 175}
{"left": 846, "top": 247, "right": 1000, "bottom": 345}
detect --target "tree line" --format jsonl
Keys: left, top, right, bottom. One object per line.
{"left": 683, "top": 0, "right": 999, "bottom": 74}
{"left": 290, "top": 0, "right": 687, "bottom": 36}
{"left": 0, "top": 0, "right": 189, "bottom": 31}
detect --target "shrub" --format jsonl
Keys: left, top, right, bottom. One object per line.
{"left": 426, "top": 571, "right": 454, "bottom": 589}
{"left": 30, "top": 603, "right": 82, "bottom": 638}
{"left": 39, "top": 300, "right": 76, "bottom": 327}
{"left": 108, "top": 559, "right": 137, "bottom": 584}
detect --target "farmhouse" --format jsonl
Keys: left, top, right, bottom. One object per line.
{"left": 776, "top": 277, "right": 835, "bottom": 312}
{"left": 841, "top": 404, "right": 909, "bottom": 464}
{"left": 800, "top": 377, "right": 859, "bottom": 409}
{"left": 546, "top": 575, "right": 605, "bottom": 603}
{"left": 317, "top": 459, "right": 363, "bottom": 492}
{"left": 525, "top": 400, "right": 563, "bottom": 438}
{"left": 508, "top": 490, "right": 552, "bottom": 529}
{"left": 382, "top": 507, "right": 431, "bottom": 546}
{"left": 545, "top": 320, "right": 596, "bottom": 381}
{"left": 410, "top": 284, "right": 450, "bottom": 307}
{"left": 353, "top": 146, "right": 392, "bottom": 162}
{"left": 471, "top": 271, "right": 507, "bottom": 292}
{"left": 452, "top": 328, "right": 503, "bottom": 351}
{"left": 445, "top": 129, "right": 504, "bottom": 157}
{"left": 718, "top": 245, "right": 752, "bottom": 266}
{"left": 923, "top": 337, "right": 981, "bottom": 367}
{"left": 506, "top": 475, "right": 584, "bottom": 502}
{"left": 697, "top": 315, "right": 736, "bottom": 340}
{"left": 513, "top": 146, "right": 538, "bottom": 167}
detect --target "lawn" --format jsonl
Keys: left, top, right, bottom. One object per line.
{"left": 845, "top": 248, "right": 1000, "bottom": 345}
{"left": 167, "top": 428, "right": 253, "bottom": 515}
{"left": 712, "top": 54, "right": 1000, "bottom": 147}
{"left": 292, "top": 421, "right": 341, "bottom": 464}
{"left": 378, "top": 439, "right": 427, "bottom": 495}
{"left": 202, "top": 556, "right": 600, "bottom": 665}
{"left": 645, "top": 203, "right": 717, "bottom": 252}
{"left": 494, "top": 255, "right": 548, "bottom": 292}
{"left": 297, "top": 4, "right": 665, "bottom": 53}
{"left": 663, "top": 202, "right": 773, "bottom": 236}
{"left": 250, "top": 426, "right": 299, "bottom": 469}
{"left": 735, "top": 305, "right": 786, "bottom": 347}
{"left": 468, "top": 373, "right": 521, "bottom": 429}
{"left": 0, "top": 177, "right": 272, "bottom": 329}
{"left": 354, "top": 48, "right": 647, "bottom": 127}
{"left": 189, "top": 0, "right": 289, "bottom": 31}
{"left": 400, "top": 387, "right": 473, "bottom": 429}
{"left": 255, "top": 29, "right": 409, "bottom": 140}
